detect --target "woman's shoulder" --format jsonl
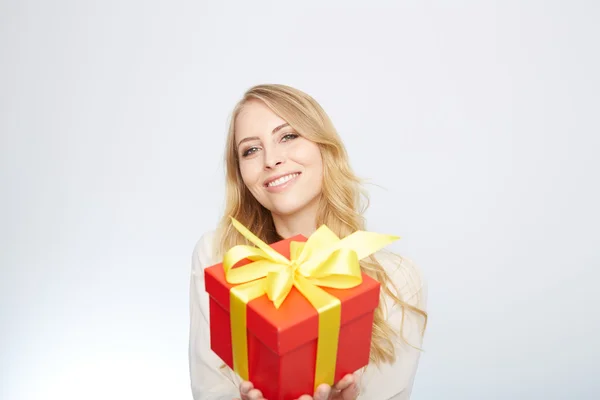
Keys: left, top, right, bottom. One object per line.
{"left": 191, "top": 230, "right": 219, "bottom": 273}
{"left": 372, "top": 250, "right": 427, "bottom": 310}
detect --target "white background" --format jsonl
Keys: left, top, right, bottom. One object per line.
{"left": 2, "top": 1, "right": 599, "bottom": 399}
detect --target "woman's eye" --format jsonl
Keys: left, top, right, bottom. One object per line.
{"left": 281, "top": 133, "right": 299, "bottom": 142}
{"left": 242, "top": 147, "right": 259, "bottom": 157}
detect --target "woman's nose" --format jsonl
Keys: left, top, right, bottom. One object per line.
{"left": 264, "top": 147, "right": 285, "bottom": 169}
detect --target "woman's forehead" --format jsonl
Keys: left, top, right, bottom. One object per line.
{"left": 235, "top": 100, "right": 288, "bottom": 139}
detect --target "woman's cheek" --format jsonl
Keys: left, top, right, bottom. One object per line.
{"left": 240, "top": 164, "right": 261, "bottom": 188}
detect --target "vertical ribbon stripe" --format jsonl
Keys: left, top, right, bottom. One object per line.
{"left": 230, "top": 280, "right": 267, "bottom": 380}
{"left": 294, "top": 275, "right": 341, "bottom": 390}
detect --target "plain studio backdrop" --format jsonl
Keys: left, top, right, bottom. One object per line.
{"left": 1, "top": 1, "right": 599, "bottom": 399}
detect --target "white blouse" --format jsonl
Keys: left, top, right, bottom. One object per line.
{"left": 189, "top": 231, "right": 427, "bottom": 400}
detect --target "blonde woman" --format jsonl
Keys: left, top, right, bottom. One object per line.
{"left": 189, "top": 84, "right": 428, "bottom": 400}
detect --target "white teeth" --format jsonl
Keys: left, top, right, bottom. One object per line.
{"left": 267, "top": 173, "right": 299, "bottom": 187}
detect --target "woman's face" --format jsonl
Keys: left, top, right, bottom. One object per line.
{"left": 235, "top": 100, "right": 323, "bottom": 218}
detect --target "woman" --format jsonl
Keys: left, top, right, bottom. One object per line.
{"left": 189, "top": 84, "right": 428, "bottom": 400}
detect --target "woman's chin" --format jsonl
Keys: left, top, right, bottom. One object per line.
{"left": 269, "top": 204, "right": 305, "bottom": 217}
{"left": 268, "top": 199, "right": 320, "bottom": 219}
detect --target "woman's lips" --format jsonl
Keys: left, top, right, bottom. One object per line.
{"left": 264, "top": 172, "right": 301, "bottom": 192}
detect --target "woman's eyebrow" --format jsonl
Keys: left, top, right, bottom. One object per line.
{"left": 236, "top": 123, "right": 291, "bottom": 148}
{"left": 271, "top": 123, "right": 290, "bottom": 134}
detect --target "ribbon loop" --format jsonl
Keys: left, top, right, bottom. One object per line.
{"left": 303, "top": 248, "right": 362, "bottom": 289}
{"left": 265, "top": 267, "right": 294, "bottom": 308}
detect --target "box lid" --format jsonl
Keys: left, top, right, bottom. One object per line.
{"left": 204, "top": 234, "right": 381, "bottom": 355}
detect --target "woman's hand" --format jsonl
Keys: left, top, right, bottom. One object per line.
{"left": 235, "top": 374, "right": 359, "bottom": 400}
{"left": 297, "top": 374, "right": 359, "bottom": 400}
{"left": 237, "top": 381, "right": 267, "bottom": 400}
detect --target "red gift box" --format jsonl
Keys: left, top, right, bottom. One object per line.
{"left": 204, "top": 234, "right": 381, "bottom": 400}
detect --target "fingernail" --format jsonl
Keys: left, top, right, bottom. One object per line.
{"left": 317, "top": 386, "right": 330, "bottom": 400}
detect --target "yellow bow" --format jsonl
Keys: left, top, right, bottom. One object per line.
{"left": 223, "top": 217, "right": 399, "bottom": 388}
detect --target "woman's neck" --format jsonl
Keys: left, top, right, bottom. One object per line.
{"left": 271, "top": 202, "right": 319, "bottom": 239}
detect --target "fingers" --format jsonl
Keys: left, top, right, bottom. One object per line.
{"left": 239, "top": 381, "right": 265, "bottom": 400}
{"left": 240, "top": 377, "right": 358, "bottom": 400}
{"left": 239, "top": 381, "right": 253, "bottom": 400}
{"left": 294, "top": 384, "right": 331, "bottom": 400}
{"left": 333, "top": 374, "right": 355, "bottom": 391}
{"left": 332, "top": 374, "right": 359, "bottom": 400}
{"left": 247, "top": 388, "right": 265, "bottom": 400}
{"left": 340, "top": 383, "right": 359, "bottom": 400}
{"left": 304, "top": 374, "right": 357, "bottom": 400}
{"left": 313, "top": 383, "right": 332, "bottom": 400}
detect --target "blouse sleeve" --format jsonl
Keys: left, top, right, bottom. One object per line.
{"left": 189, "top": 232, "right": 241, "bottom": 400}
{"left": 356, "top": 255, "right": 428, "bottom": 400}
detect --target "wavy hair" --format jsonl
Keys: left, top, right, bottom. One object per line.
{"left": 216, "top": 83, "right": 427, "bottom": 364}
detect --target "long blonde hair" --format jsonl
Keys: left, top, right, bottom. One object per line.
{"left": 216, "top": 84, "right": 427, "bottom": 364}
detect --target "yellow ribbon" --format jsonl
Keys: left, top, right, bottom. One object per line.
{"left": 223, "top": 217, "right": 399, "bottom": 389}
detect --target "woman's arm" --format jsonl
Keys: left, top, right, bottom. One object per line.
{"left": 189, "top": 233, "right": 241, "bottom": 400}
{"left": 357, "top": 255, "right": 428, "bottom": 399}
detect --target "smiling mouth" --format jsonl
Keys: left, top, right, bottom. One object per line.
{"left": 265, "top": 172, "right": 301, "bottom": 188}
